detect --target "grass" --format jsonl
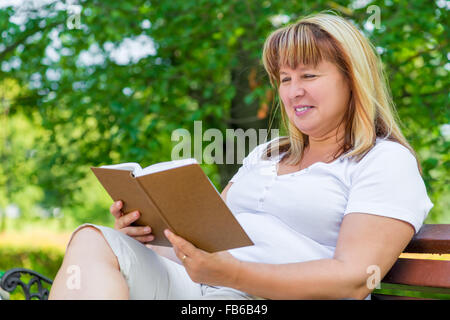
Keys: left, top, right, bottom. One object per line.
{"left": 0, "top": 228, "right": 73, "bottom": 252}
{"left": 0, "top": 227, "right": 70, "bottom": 300}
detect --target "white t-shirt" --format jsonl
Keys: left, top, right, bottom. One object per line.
{"left": 226, "top": 137, "right": 433, "bottom": 266}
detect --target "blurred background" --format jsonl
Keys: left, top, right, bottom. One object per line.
{"left": 0, "top": 0, "right": 448, "bottom": 299}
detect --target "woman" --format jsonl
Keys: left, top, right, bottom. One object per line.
{"left": 49, "top": 12, "right": 433, "bottom": 300}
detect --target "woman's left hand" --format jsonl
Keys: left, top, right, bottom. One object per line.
{"left": 164, "top": 229, "right": 241, "bottom": 288}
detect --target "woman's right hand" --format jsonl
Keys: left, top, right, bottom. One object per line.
{"left": 110, "top": 200, "right": 154, "bottom": 244}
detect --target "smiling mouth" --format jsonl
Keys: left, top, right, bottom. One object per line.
{"left": 294, "top": 106, "right": 314, "bottom": 112}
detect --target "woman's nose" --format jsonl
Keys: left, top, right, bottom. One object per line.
{"left": 289, "top": 85, "right": 305, "bottom": 99}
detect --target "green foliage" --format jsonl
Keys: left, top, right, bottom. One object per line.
{"left": 0, "top": 0, "right": 448, "bottom": 227}
{"left": 0, "top": 246, "right": 63, "bottom": 300}
{"left": 373, "top": 283, "right": 450, "bottom": 300}
{"left": 0, "top": 246, "right": 62, "bottom": 278}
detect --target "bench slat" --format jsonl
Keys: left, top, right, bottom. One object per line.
{"left": 404, "top": 224, "right": 450, "bottom": 254}
{"left": 382, "top": 258, "right": 450, "bottom": 289}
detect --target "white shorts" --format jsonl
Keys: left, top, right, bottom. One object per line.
{"left": 68, "top": 223, "right": 264, "bottom": 300}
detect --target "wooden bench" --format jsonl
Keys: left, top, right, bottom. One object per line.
{"left": 1, "top": 224, "right": 449, "bottom": 300}
{"left": 372, "top": 224, "right": 450, "bottom": 300}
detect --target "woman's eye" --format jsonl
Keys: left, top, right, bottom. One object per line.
{"left": 281, "top": 75, "right": 315, "bottom": 82}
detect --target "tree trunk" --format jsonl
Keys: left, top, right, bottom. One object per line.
{"left": 217, "top": 53, "right": 274, "bottom": 190}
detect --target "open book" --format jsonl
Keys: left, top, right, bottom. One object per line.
{"left": 99, "top": 158, "right": 198, "bottom": 178}
{"left": 91, "top": 158, "right": 253, "bottom": 252}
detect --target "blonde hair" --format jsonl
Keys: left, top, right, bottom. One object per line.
{"left": 261, "top": 11, "right": 421, "bottom": 172}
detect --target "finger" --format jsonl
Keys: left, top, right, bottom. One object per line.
{"left": 171, "top": 244, "right": 186, "bottom": 263}
{"left": 115, "top": 210, "right": 140, "bottom": 229}
{"left": 163, "top": 230, "right": 183, "bottom": 258}
{"left": 171, "top": 243, "right": 182, "bottom": 257}
{"left": 132, "top": 234, "right": 155, "bottom": 244}
{"left": 120, "top": 225, "right": 152, "bottom": 237}
{"left": 164, "top": 229, "right": 198, "bottom": 258}
{"left": 110, "top": 201, "right": 123, "bottom": 219}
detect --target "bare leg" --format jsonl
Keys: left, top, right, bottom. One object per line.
{"left": 49, "top": 226, "right": 129, "bottom": 300}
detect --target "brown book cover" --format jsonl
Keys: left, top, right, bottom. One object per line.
{"left": 91, "top": 162, "right": 254, "bottom": 252}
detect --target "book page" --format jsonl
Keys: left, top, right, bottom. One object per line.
{"left": 100, "top": 162, "right": 142, "bottom": 175}
{"left": 137, "top": 158, "right": 198, "bottom": 177}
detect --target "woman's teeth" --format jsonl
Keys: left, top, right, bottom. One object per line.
{"left": 295, "top": 106, "right": 313, "bottom": 112}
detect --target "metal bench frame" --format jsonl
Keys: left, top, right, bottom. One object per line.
{"left": 0, "top": 268, "right": 53, "bottom": 300}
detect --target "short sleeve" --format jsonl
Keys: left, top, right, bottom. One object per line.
{"left": 344, "top": 141, "right": 434, "bottom": 234}
{"left": 229, "top": 137, "right": 279, "bottom": 183}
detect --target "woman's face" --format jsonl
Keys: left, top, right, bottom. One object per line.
{"left": 278, "top": 60, "right": 351, "bottom": 139}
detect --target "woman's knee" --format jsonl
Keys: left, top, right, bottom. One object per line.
{"left": 68, "top": 226, "right": 105, "bottom": 249}
{"left": 66, "top": 226, "right": 118, "bottom": 267}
